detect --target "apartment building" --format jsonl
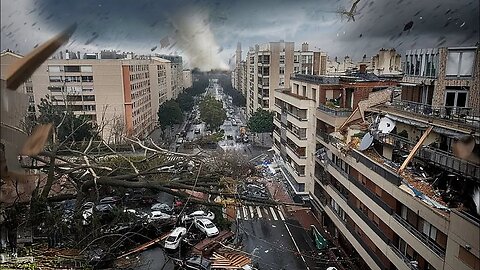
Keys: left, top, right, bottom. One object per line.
{"left": 272, "top": 71, "right": 397, "bottom": 196}
{"left": 157, "top": 55, "right": 184, "bottom": 99}
{"left": 289, "top": 46, "right": 479, "bottom": 270}
{"left": 0, "top": 51, "right": 35, "bottom": 117}
{"left": 150, "top": 57, "right": 172, "bottom": 124}
{"left": 183, "top": 69, "right": 193, "bottom": 89}
{"left": 245, "top": 41, "right": 327, "bottom": 118}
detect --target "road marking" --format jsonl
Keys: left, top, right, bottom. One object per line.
{"left": 249, "top": 206, "right": 255, "bottom": 219}
{"left": 236, "top": 208, "right": 241, "bottom": 219}
{"left": 262, "top": 208, "right": 270, "bottom": 220}
{"left": 269, "top": 207, "right": 278, "bottom": 221}
{"left": 277, "top": 207, "right": 285, "bottom": 221}
{"left": 256, "top": 206, "right": 262, "bottom": 218}
{"left": 242, "top": 206, "right": 248, "bottom": 220}
{"left": 283, "top": 222, "right": 310, "bottom": 270}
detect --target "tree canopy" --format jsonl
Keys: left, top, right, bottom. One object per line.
{"left": 247, "top": 108, "right": 274, "bottom": 133}
{"left": 37, "top": 96, "right": 98, "bottom": 142}
{"left": 176, "top": 91, "right": 195, "bottom": 112}
{"left": 199, "top": 95, "right": 226, "bottom": 131}
{"left": 217, "top": 74, "right": 246, "bottom": 107}
{"left": 158, "top": 99, "right": 183, "bottom": 129}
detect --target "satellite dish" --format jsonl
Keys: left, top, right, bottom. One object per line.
{"left": 378, "top": 117, "right": 395, "bottom": 134}
{"left": 453, "top": 135, "right": 475, "bottom": 159}
{"left": 358, "top": 132, "right": 374, "bottom": 151}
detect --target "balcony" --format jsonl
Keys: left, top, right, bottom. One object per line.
{"left": 389, "top": 244, "right": 417, "bottom": 270}
{"left": 347, "top": 174, "right": 394, "bottom": 215}
{"left": 345, "top": 222, "right": 388, "bottom": 270}
{"left": 317, "top": 103, "right": 353, "bottom": 117}
{"left": 392, "top": 213, "right": 446, "bottom": 258}
{"left": 380, "top": 133, "right": 480, "bottom": 179}
{"left": 348, "top": 200, "right": 391, "bottom": 244}
{"left": 385, "top": 99, "right": 480, "bottom": 129}
{"left": 350, "top": 150, "right": 402, "bottom": 186}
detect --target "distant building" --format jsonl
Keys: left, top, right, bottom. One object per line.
{"left": 157, "top": 55, "right": 184, "bottom": 99}
{"left": 183, "top": 69, "right": 193, "bottom": 89}
{"left": 1, "top": 52, "right": 180, "bottom": 143}
{"left": 245, "top": 41, "right": 327, "bottom": 118}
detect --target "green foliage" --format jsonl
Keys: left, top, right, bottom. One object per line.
{"left": 199, "top": 95, "right": 226, "bottom": 131}
{"left": 158, "top": 100, "right": 183, "bottom": 130}
{"left": 211, "top": 206, "right": 232, "bottom": 230}
{"left": 37, "top": 96, "right": 98, "bottom": 142}
{"left": 176, "top": 91, "right": 194, "bottom": 112}
{"left": 247, "top": 108, "right": 274, "bottom": 133}
{"left": 217, "top": 75, "right": 246, "bottom": 107}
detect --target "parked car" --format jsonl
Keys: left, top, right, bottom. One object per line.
{"left": 82, "top": 202, "right": 94, "bottom": 225}
{"left": 157, "top": 165, "right": 175, "bottom": 172}
{"left": 95, "top": 204, "right": 114, "bottom": 213}
{"left": 184, "top": 255, "right": 212, "bottom": 270}
{"left": 164, "top": 227, "right": 187, "bottom": 250}
{"left": 99, "top": 196, "right": 121, "bottom": 205}
{"left": 151, "top": 203, "right": 173, "bottom": 213}
{"left": 194, "top": 128, "right": 201, "bottom": 134}
{"left": 194, "top": 218, "right": 219, "bottom": 237}
{"left": 148, "top": 211, "right": 172, "bottom": 222}
{"left": 182, "top": 210, "right": 215, "bottom": 222}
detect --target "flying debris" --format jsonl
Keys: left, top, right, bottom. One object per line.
{"left": 151, "top": 46, "right": 157, "bottom": 52}
{"left": 338, "top": 0, "right": 361, "bottom": 22}
{"left": 403, "top": 21, "right": 414, "bottom": 31}
{"left": 359, "top": 132, "right": 374, "bottom": 151}
{"left": 160, "top": 36, "right": 170, "bottom": 48}
{"left": 378, "top": 117, "right": 395, "bottom": 134}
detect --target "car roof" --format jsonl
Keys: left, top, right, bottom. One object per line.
{"left": 151, "top": 211, "right": 167, "bottom": 215}
{"left": 190, "top": 210, "right": 206, "bottom": 215}
{"left": 170, "top": 227, "right": 187, "bottom": 236}
{"left": 196, "top": 218, "right": 212, "bottom": 223}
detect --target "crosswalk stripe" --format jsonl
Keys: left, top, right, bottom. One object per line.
{"left": 269, "top": 207, "right": 278, "bottom": 221}
{"left": 248, "top": 206, "right": 254, "bottom": 219}
{"left": 243, "top": 206, "right": 248, "bottom": 220}
{"left": 263, "top": 208, "right": 270, "bottom": 220}
{"left": 236, "top": 208, "right": 241, "bottom": 220}
{"left": 256, "top": 206, "right": 262, "bottom": 218}
{"left": 277, "top": 208, "right": 285, "bottom": 221}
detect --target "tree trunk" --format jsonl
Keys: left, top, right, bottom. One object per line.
{"left": 40, "top": 155, "right": 56, "bottom": 198}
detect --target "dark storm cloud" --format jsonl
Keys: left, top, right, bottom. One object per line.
{"left": 1, "top": 0, "right": 478, "bottom": 68}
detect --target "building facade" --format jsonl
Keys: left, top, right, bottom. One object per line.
{"left": 245, "top": 41, "right": 327, "bottom": 118}
{"left": 1, "top": 51, "right": 180, "bottom": 143}
{"left": 183, "top": 69, "right": 193, "bottom": 89}
{"left": 274, "top": 45, "right": 480, "bottom": 270}
{"left": 157, "top": 55, "right": 184, "bottom": 99}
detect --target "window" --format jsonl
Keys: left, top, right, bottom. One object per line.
{"left": 445, "top": 87, "right": 468, "bottom": 109}
{"left": 279, "top": 66, "right": 285, "bottom": 74}
{"left": 81, "top": 76, "right": 94, "bottom": 82}
{"left": 80, "top": 65, "right": 93, "bottom": 72}
{"left": 447, "top": 50, "right": 475, "bottom": 77}
{"left": 400, "top": 204, "right": 407, "bottom": 219}
{"left": 312, "top": 88, "right": 317, "bottom": 102}
{"left": 279, "top": 55, "right": 285, "bottom": 64}
{"left": 48, "top": 65, "right": 62, "bottom": 72}
{"left": 422, "top": 220, "right": 437, "bottom": 240}
{"left": 64, "top": 65, "right": 81, "bottom": 72}
{"left": 49, "top": 76, "right": 62, "bottom": 82}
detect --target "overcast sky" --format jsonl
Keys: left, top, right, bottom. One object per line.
{"left": 1, "top": 0, "right": 478, "bottom": 70}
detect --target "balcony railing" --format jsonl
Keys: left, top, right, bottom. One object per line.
{"left": 345, "top": 222, "right": 388, "bottom": 270}
{"left": 392, "top": 213, "right": 446, "bottom": 258}
{"left": 347, "top": 174, "right": 394, "bottom": 215}
{"left": 390, "top": 244, "right": 418, "bottom": 270}
{"left": 380, "top": 133, "right": 480, "bottom": 179}
{"left": 318, "top": 103, "right": 353, "bottom": 117}
{"left": 388, "top": 100, "right": 480, "bottom": 128}
{"left": 350, "top": 150, "right": 403, "bottom": 186}
{"left": 286, "top": 144, "right": 307, "bottom": 159}
{"left": 347, "top": 201, "right": 390, "bottom": 244}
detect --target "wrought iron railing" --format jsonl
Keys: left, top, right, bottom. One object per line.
{"left": 392, "top": 213, "right": 446, "bottom": 258}
{"left": 389, "top": 100, "right": 479, "bottom": 128}
{"left": 317, "top": 103, "right": 353, "bottom": 117}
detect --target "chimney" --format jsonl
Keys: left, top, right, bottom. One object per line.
{"left": 359, "top": 64, "right": 367, "bottom": 74}
{"left": 301, "top": 42, "right": 309, "bottom": 52}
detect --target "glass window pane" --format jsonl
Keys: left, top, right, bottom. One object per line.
{"left": 456, "top": 92, "right": 467, "bottom": 107}
{"left": 446, "top": 52, "right": 460, "bottom": 76}
{"left": 459, "top": 52, "right": 474, "bottom": 76}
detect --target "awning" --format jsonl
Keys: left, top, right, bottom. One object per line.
{"left": 311, "top": 225, "right": 328, "bottom": 250}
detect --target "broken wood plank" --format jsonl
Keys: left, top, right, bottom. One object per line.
{"left": 398, "top": 126, "right": 433, "bottom": 173}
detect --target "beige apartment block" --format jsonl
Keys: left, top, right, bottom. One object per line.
{"left": 245, "top": 41, "right": 327, "bottom": 118}
{"left": 183, "top": 69, "right": 193, "bottom": 89}
{"left": 302, "top": 45, "right": 479, "bottom": 270}
{"left": 2, "top": 51, "right": 178, "bottom": 143}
